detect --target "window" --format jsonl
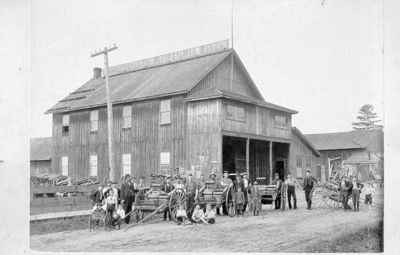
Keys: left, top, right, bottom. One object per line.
{"left": 122, "top": 106, "right": 132, "bottom": 129}
{"left": 296, "top": 156, "right": 302, "bottom": 177}
{"left": 306, "top": 156, "right": 312, "bottom": 169}
{"left": 122, "top": 153, "right": 131, "bottom": 176}
{"left": 62, "top": 115, "right": 69, "bottom": 136}
{"left": 160, "top": 152, "right": 170, "bottom": 174}
{"left": 274, "top": 115, "right": 288, "bottom": 129}
{"left": 61, "top": 156, "right": 68, "bottom": 176}
{"left": 89, "top": 155, "right": 98, "bottom": 176}
{"left": 226, "top": 104, "right": 246, "bottom": 122}
{"left": 160, "top": 99, "right": 171, "bottom": 125}
{"left": 90, "top": 110, "right": 99, "bottom": 132}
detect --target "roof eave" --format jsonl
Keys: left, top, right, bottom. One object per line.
{"left": 46, "top": 90, "right": 189, "bottom": 114}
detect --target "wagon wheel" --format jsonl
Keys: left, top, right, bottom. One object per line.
{"left": 225, "top": 184, "right": 236, "bottom": 217}
{"left": 169, "top": 188, "right": 186, "bottom": 222}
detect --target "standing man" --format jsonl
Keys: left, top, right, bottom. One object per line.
{"left": 162, "top": 176, "right": 174, "bottom": 221}
{"left": 286, "top": 174, "right": 297, "bottom": 209}
{"left": 272, "top": 173, "right": 282, "bottom": 210}
{"left": 185, "top": 173, "right": 198, "bottom": 220}
{"left": 120, "top": 175, "right": 134, "bottom": 224}
{"left": 303, "top": 170, "right": 315, "bottom": 210}
{"left": 242, "top": 173, "right": 249, "bottom": 212}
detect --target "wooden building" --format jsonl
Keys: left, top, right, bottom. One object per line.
{"left": 305, "top": 129, "right": 384, "bottom": 182}
{"left": 30, "top": 137, "right": 52, "bottom": 176}
{"left": 46, "top": 40, "right": 317, "bottom": 183}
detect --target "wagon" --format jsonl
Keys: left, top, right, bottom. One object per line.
{"left": 196, "top": 180, "right": 224, "bottom": 210}
{"left": 312, "top": 181, "right": 343, "bottom": 208}
{"left": 253, "top": 177, "right": 277, "bottom": 207}
{"left": 131, "top": 175, "right": 187, "bottom": 224}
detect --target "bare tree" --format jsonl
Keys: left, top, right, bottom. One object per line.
{"left": 352, "top": 104, "right": 383, "bottom": 130}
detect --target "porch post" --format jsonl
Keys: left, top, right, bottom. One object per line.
{"left": 269, "top": 141, "right": 273, "bottom": 184}
{"left": 246, "top": 138, "right": 250, "bottom": 176}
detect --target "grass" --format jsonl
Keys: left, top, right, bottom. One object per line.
{"left": 305, "top": 220, "right": 383, "bottom": 253}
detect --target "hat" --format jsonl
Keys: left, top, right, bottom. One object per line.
{"left": 209, "top": 171, "right": 216, "bottom": 177}
{"left": 188, "top": 173, "right": 193, "bottom": 177}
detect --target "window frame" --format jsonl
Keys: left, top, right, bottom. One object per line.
{"left": 160, "top": 151, "right": 170, "bottom": 174}
{"left": 90, "top": 110, "right": 99, "bottom": 132}
{"left": 226, "top": 104, "right": 246, "bottom": 122}
{"left": 274, "top": 114, "right": 288, "bottom": 129}
{"left": 122, "top": 105, "right": 132, "bottom": 129}
{"left": 89, "top": 154, "right": 98, "bottom": 177}
{"left": 61, "top": 156, "right": 68, "bottom": 176}
{"left": 122, "top": 153, "right": 131, "bottom": 176}
{"left": 159, "top": 99, "right": 171, "bottom": 125}
{"left": 62, "top": 114, "right": 70, "bottom": 136}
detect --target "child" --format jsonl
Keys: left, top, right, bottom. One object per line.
{"left": 176, "top": 203, "right": 191, "bottom": 225}
{"left": 112, "top": 204, "right": 125, "bottom": 229}
{"left": 103, "top": 189, "right": 117, "bottom": 229}
{"left": 192, "top": 204, "right": 208, "bottom": 224}
{"left": 351, "top": 177, "right": 363, "bottom": 212}
{"left": 364, "top": 182, "right": 375, "bottom": 209}
{"left": 204, "top": 204, "right": 216, "bottom": 224}
{"left": 235, "top": 186, "right": 245, "bottom": 216}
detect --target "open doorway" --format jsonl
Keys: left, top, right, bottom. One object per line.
{"left": 272, "top": 142, "right": 290, "bottom": 181}
{"left": 222, "top": 136, "right": 246, "bottom": 174}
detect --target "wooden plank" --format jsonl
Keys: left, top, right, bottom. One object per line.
{"left": 246, "top": 138, "right": 250, "bottom": 175}
{"left": 30, "top": 210, "right": 91, "bottom": 221}
{"left": 269, "top": 141, "right": 273, "bottom": 184}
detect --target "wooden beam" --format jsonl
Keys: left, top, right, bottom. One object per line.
{"left": 269, "top": 141, "right": 273, "bottom": 184}
{"left": 246, "top": 138, "right": 250, "bottom": 176}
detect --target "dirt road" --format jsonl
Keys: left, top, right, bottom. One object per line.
{"left": 30, "top": 203, "right": 383, "bottom": 252}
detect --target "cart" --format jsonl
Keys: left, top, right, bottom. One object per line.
{"left": 253, "top": 177, "right": 277, "bottom": 208}
{"left": 196, "top": 180, "right": 224, "bottom": 210}
{"left": 312, "top": 181, "right": 343, "bottom": 208}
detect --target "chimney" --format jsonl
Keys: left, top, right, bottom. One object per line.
{"left": 93, "top": 67, "right": 102, "bottom": 79}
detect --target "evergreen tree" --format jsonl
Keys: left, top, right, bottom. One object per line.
{"left": 352, "top": 104, "right": 383, "bottom": 130}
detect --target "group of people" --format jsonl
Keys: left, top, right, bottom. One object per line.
{"left": 339, "top": 175, "right": 376, "bottom": 211}
{"left": 271, "top": 169, "right": 376, "bottom": 212}
{"left": 90, "top": 175, "right": 147, "bottom": 229}
{"left": 90, "top": 168, "right": 377, "bottom": 230}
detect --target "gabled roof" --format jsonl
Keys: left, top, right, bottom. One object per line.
{"left": 30, "top": 137, "right": 52, "bottom": 161}
{"left": 305, "top": 129, "right": 383, "bottom": 151}
{"left": 46, "top": 40, "right": 297, "bottom": 115}
{"left": 47, "top": 50, "right": 231, "bottom": 113}
{"left": 291, "top": 127, "right": 320, "bottom": 156}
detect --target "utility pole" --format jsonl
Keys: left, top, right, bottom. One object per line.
{"left": 91, "top": 44, "right": 118, "bottom": 183}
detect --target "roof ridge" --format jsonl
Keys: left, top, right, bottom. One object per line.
{"left": 109, "top": 40, "right": 230, "bottom": 77}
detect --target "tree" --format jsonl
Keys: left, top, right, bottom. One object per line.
{"left": 352, "top": 104, "right": 383, "bottom": 130}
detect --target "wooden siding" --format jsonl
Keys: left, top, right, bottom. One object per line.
{"left": 30, "top": 160, "right": 51, "bottom": 176}
{"left": 289, "top": 133, "right": 319, "bottom": 179}
{"left": 52, "top": 96, "right": 186, "bottom": 181}
{"left": 189, "top": 54, "right": 262, "bottom": 100}
{"left": 186, "top": 99, "right": 222, "bottom": 179}
{"left": 222, "top": 99, "right": 291, "bottom": 139}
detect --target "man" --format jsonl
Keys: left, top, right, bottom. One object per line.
{"left": 120, "top": 175, "right": 134, "bottom": 224}
{"left": 198, "top": 174, "right": 206, "bottom": 191}
{"left": 162, "top": 176, "right": 174, "bottom": 221}
{"left": 185, "top": 173, "right": 198, "bottom": 219}
{"left": 90, "top": 185, "right": 103, "bottom": 206}
{"left": 339, "top": 177, "right": 353, "bottom": 210}
{"left": 221, "top": 171, "right": 233, "bottom": 191}
{"left": 303, "top": 170, "right": 315, "bottom": 210}
{"left": 286, "top": 174, "right": 297, "bottom": 209}
{"left": 241, "top": 173, "right": 249, "bottom": 212}
{"left": 272, "top": 173, "right": 282, "bottom": 210}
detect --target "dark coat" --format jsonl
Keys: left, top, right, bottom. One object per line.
{"left": 303, "top": 176, "right": 314, "bottom": 191}
{"left": 90, "top": 189, "right": 103, "bottom": 204}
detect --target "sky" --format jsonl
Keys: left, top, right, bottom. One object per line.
{"left": 26, "top": 0, "right": 385, "bottom": 137}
